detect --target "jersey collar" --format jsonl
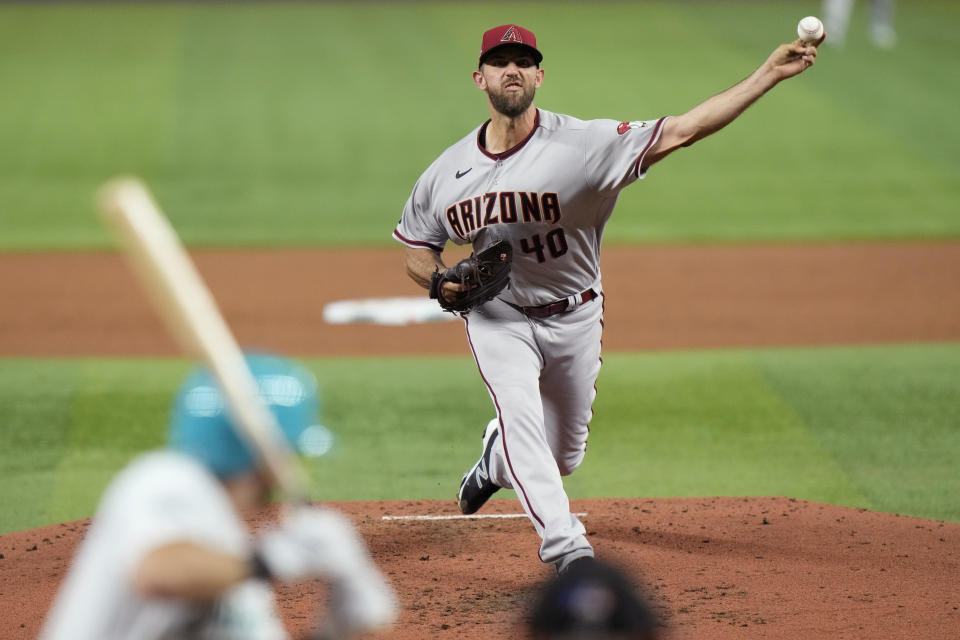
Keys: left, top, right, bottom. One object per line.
{"left": 476, "top": 109, "right": 541, "bottom": 161}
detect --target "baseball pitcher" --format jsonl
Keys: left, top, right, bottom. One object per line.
{"left": 393, "top": 24, "right": 822, "bottom": 573}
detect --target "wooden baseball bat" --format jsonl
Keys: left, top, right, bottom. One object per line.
{"left": 96, "top": 176, "right": 310, "bottom": 504}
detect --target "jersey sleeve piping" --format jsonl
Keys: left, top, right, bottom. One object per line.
{"left": 631, "top": 116, "right": 668, "bottom": 178}
{"left": 582, "top": 122, "right": 594, "bottom": 192}
{"left": 393, "top": 229, "right": 444, "bottom": 253}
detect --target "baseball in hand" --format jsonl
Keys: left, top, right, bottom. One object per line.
{"left": 797, "top": 16, "right": 824, "bottom": 43}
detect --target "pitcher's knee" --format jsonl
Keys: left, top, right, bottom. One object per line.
{"left": 557, "top": 450, "right": 586, "bottom": 476}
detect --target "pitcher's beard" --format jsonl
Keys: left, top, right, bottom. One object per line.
{"left": 489, "top": 85, "right": 536, "bottom": 118}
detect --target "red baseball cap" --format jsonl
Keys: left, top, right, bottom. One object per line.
{"left": 479, "top": 24, "right": 543, "bottom": 66}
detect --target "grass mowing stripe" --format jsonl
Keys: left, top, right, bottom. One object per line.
{"left": 568, "top": 353, "right": 870, "bottom": 509}
{"left": 2, "top": 2, "right": 959, "bottom": 249}
{"left": 1, "top": 344, "right": 957, "bottom": 533}
{"left": 0, "top": 360, "right": 79, "bottom": 531}
{"left": 304, "top": 357, "right": 490, "bottom": 502}
{"left": 44, "top": 360, "right": 189, "bottom": 524}
{"left": 0, "top": 5, "right": 183, "bottom": 249}
{"left": 755, "top": 345, "right": 960, "bottom": 523}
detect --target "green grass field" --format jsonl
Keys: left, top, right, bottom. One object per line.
{"left": 1, "top": 1, "right": 958, "bottom": 249}
{"left": 1, "top": 2, "right": 959, "bottom": 536}
{"left": 3, "top": 344, "right": 959, "bottom": 534}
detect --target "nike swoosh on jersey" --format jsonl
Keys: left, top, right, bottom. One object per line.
{"left": 456, "top": 168, "right": 473, "bottom": 179}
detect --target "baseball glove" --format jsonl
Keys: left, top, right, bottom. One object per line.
{"left": 429, "top": 239, "right": 512, "bottom": 313}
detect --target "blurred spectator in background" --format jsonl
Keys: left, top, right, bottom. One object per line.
{"left": 823, "top": 0, "right": 896, "bottom": 48}
{"left": 40, "top": 353, "right": 396, "bottom": 640}
{"left": 529, "top": 558, "right": 662, "bottom": 640}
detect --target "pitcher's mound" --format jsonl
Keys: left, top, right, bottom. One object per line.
{"left": 3, "top": 497, "right": 957, "bottom": 639}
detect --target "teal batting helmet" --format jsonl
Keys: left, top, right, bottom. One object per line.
{"left": 169, "top": 353, "right": 327, "bottom": 478}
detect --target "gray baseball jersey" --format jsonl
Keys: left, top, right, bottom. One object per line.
{"left": 394, "top": 108, "right": 666, "bottom": 567}
{"left": 393, "top": 109, "right": 666, "bottom": 306}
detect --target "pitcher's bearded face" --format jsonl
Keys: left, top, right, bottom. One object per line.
{"left": 479, "top": 47, "right": 542, "bottom": 118}
{"left": 487, "top": 77, "right": 537, "bottom": 117}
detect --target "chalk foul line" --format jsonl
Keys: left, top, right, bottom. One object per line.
{"left": 381, "top": 512, "right": 587, "bottom": 521}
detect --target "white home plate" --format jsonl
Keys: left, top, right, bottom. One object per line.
{"left": 323, "top": 296, "right": 456, "bottom": 326}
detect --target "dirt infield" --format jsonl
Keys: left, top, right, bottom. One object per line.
{"left": 2, "top": 499, "right": 958, "bottom": 639}
{"left": 2, "top": 242, "right": 960, "bottom": 639}
{"left": 2, "top": 242, "right": 960, "bottom": 356}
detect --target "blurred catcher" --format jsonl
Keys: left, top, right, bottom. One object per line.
{"left": 40, "top": 353, "right": 396, "bottom": 640}
{"left": 529, "top": 558, "right": 661, "bottom": 640}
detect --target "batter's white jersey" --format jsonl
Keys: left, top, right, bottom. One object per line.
{"left": 393, "top": 109, "right": 666, "bottom": 306}
{"left": 40, "top": 451, "right": 288, "bottom": 640}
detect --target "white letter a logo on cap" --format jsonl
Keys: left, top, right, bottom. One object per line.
{"left": 500, "top": 25, "right": 522, "bottom": 43}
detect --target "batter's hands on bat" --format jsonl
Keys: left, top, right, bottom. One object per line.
{"left": 256, "top": 507, "right": 397, "bottom": 633}
{"left": 764, "top": 38, "right": 822, "bottom": 81}
{"left": 315, "top": 566, "right": 398, "bottom": 638}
